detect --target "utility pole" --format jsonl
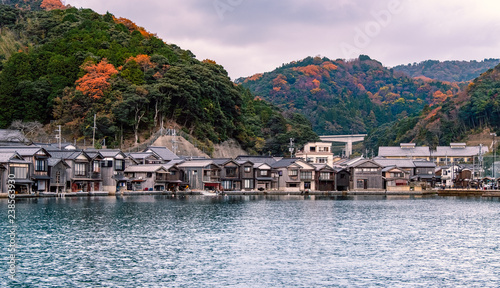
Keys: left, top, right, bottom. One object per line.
{"left": 92, "top": 114, "right": 96, "bottom": 148}
{"left": 289, "top": 138, "right": 295, "bottom": 158}
{"left": 491, "top": 133, "right": 497, "bottom": 180}
{"left": 55, "top": 125, "right": 62, "bottom": 150}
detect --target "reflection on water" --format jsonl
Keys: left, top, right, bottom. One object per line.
{"left": 1, "top": 195, "right": 500, "bottom": 287}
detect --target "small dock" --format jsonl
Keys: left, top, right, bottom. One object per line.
{"left": 438, "top": 189, "right": 500, "bottom": 197}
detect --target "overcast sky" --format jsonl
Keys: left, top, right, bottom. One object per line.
{"left": 65, "top": 0, "right": 500, "bottom": 79}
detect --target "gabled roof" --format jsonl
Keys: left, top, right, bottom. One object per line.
{"left": 434, "top": 145, "right": 488, "bottom": 157}
{"left": 312, "top": 164, "right": 334, "bottom": 171}
{"left": 176, "top": 159, "right": 219, "bottom": 168}
{"left": 90, "top": 149, "right": 126, "bottom": 159}
{"left": 48, "top": 158, "right": 71, "bottom": 168}
{"left": 348, "top": 159, "right": 383, "bottom": 168}
{"left": 0, "top": 151, "right": 29, "bottom": 164}
{"left": 236, "top": 155, "right": 279, "bottom": 166}
{"left": 47, "top": 150, "right": 88, "bottom": 161}
{"left": 413, "top": 161, "right": 436, "bottom": 168}
{"left": 124, "top": 165, "right": 168, "bottom": 173}
{"left": 271, "top": 158, "right": 308, "bottom": 169}
{"left": 254, "top": 163, "right": 272, "bottom": 170}
{"left": 144, "top": 146, "right": 178, "bottom": 161}
{"left": 374, "top": 158, "right": 417, "bottom": 168}
{"left": 378, "top": 146, "right": 431, "bottom": 157}
{"left": 211, "top": 158, "right": 234, "bottom": 166}
{"left": 0, "top": 146, "right": 51, "bottom": 157}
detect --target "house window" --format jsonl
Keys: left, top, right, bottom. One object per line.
{"left": 300, "top": 171, "right": 312, "bottom": 180}
{"left": 93, "top": 161, "right": 100, "bottom": 173}
{"left": 115, "top": 160, "right": 124, "bottom": 171}
{"left": 35, "top": 160, "right": 47, "bottom": 172}
{"left": 10, "top": 164, "right": 28, "bottom": 178}
{"left": 75, "top": 163, "right": 86, "bottom": 176}
{"left": 304, "top": 182, "right": 311, "bottom": 189}
{"left": 222, "top": 181, "right": 232, "bottom": 190}
{"left": 289, "top": 170, "right": 298, "bottom": 176}
{"left": 226, "top": 167, "right": 237, "bottom": 177}
{"left": 340, "top": 173, "right": 345, "bottom": 179}
{"left": 317, "top": 157, "right": 328, "bottom": 164}
{"left": 147, "top": 172, "right": 153, "bottom": 178}
{"left": 310, "top": 147, "right": 316, "bottom": 152}
{"left": 244, "top": 179, "right": 253, "bottom": 189}
{"left": 170, "top": 171, "right": 176, "bottom": 175}
{"left": 260, "top": 170, "right": 268, "bottom": 176}
{"left": 244, "top": 166, "right": 251, "bottom": 173}
{"left": 320, "top": 172, "right": 331, "bottom": 180}
{"left": 287, "top": 183, "right": 298, "bottom": 188}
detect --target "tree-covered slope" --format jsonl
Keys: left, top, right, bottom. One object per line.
{"left": 365, "top": 63, "right": 500, "bottom": 151}
{"left": 0, "top": 3, "right": 317, "bottom": 155}
{"left": 393, "top": 59, "right": 500, "bottom": 82}
{"left": 238, "top": 55, "right": 461, "bottom": 135}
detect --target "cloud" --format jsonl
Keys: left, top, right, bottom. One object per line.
{"left": 65, "top": 0, "right": 500, "bottom": 79}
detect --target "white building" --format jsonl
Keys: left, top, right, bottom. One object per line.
{"left": 296, "top": 142, "right": 339, "bottom": 167}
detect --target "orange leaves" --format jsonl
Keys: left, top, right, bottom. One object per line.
{"left": 430, "top": 90, "right": 453, "bottom": 106}
{"left": 292, "top": 65, "right": 321, "bottom": 77}
{"left": 244, "top": 73, "right": 263, "bottom": 83}
{"left": 272, "top": 74, "right": 288, "bottom": 87}
{"left": 125, "top": 54, "right": 155, "bottom": 71}
{"left": 310, "top": 79, "right": 321, "bottom": 94}
{"left": 202, "top": 59, "right": 217, "bottom": 65}
{"left": 312, "top": 79, "right": 320, "bottom": 88}
{"left": 40, "top": 0, "right": 68, "bottom": 11}
{"left": 321, "top": 61, "right": 338, "bottom": 71}
{"left": 113, "top": 16, "right": 155, "bottom": 38}
{"left": 424, "top": 107, "right": 442, "bottom": 121}
{"left": 75, "top": 59, "right": 118, "bottom": 100}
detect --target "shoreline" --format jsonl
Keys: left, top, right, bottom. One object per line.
{"left": 3, "top": 189, "right": 499, "bottom": 198}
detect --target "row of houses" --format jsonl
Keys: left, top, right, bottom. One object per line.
{"left": 0, "top": 141, "right": 440, "bottom": 194}
{"left": 0, "top": 132, "right": 488, "bottom": 194}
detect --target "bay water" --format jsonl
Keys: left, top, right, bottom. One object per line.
{"left": 2, "top": 195, "right": 500, "bottom": 287}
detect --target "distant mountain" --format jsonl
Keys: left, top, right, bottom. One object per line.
{"left": 365, "top": 63, "right": 500, "bottom": 151}
{"left": 393, "top": 59, "right": 500, "bottom": 82}
{"left": 237, "top": 55, "right": 461, "bottom": 136}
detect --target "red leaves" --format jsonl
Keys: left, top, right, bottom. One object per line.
{"left": 75, "top": 59, "right": 118, "bottom": 99}
{"left": 40, "top": 0, "right": 68, "bottom": 11}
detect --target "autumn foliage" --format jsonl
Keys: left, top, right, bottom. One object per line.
{"left": 125, "top": 54, "right": 155, "bottom": 71}
{"left": 75, "top": 59, "right": 118, "bottom": 99}
{"left": 113, "top": 16, "right": 155, "bottom": 38}
{"left": 40, "top": 0, "right": 68, "bottom": 11}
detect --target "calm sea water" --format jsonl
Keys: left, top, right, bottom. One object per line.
{"left": 1, "top": 195, "right": 500, "bottom": 287}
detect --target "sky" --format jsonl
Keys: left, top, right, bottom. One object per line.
{"left": 64, "top": 0, "right": 500, "bottom": 80}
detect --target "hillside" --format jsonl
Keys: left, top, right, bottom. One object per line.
{"left": 238, "top": 55, "right": 461, "bottom": 135}
{"left": 393, "top": 59, "right": 500, "bottom": 82}
{"left": 0, "top": 2, "right": 318, "bottom": 156}
{"left": 365, "top": 63, "right": 500, "bottom": 151}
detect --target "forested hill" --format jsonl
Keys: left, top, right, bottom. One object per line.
{"left": 393, "top": 59, "right": 500, "bottom": 82}
{"left": 0, "top": 2, "right": 318, "bottom": 156}
{"left": 365, "top": 63, "right": 500, "bottom": 151}
{"left": 237, "top": 55, "right": 461, "bottom": 136}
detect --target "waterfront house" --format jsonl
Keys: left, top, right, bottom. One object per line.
{"left": 253, "top": 162, "right": 277, "bottom": 191}
{"left": 0, "top": 146, "right": 51, "bottom": 193}
{"left": 381, "top": 166, "right": 410, "bottom": 189}
{"left": 124, "top": 164, "right": 173, "bottom": 191}
{"left": 334, "top": 167, "right": 350, "bottom": 191}
{"left": 53, "top": 150, "right": 103, "bottom": 192}
{"left": 213, "top": 159, "right": 241, "bottom": 191}
{"left": 47, "top": 158, "right": 70, "bottom": 193}
{"left": 313, "top": 164, "right": 335, "bottom": 191}
{"left": 0, "top": 151, "right": 32, "bottom": 194}
{"left": 296, "top": 142, "right": 340, "bottom": 167}
{"left": 378, "top": 143, "right": 487, "bottom": 166}
{"left": 347, "top": 159, "right": 384, "bottom": 190}
{"left": 271, "top": 158, "right": 316, "bottom": 192}
{"left": 88, "top": 149, "right": 127, "bottom": 192}
{"left": 176, "top": 159, "right": 221, "bottom": 190}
